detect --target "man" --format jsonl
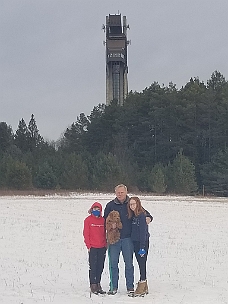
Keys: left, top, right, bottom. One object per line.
{"left": 104, "top": 184, "right": 153, "bottom": 295}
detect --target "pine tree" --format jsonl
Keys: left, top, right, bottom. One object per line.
{"left": 59, "top": 153, "right": 89, "bottom": 190}
{"left": 27, "top": 114, "right": 43, "bottom": 151}
{"left": 167, "top": 149, "right": 198, "bottom": 195}
{"left": 90, "top": 152, "right": 125, "bottom": 191}
{"left": 200, "top": 148, "right": 228, "bottom": 196}
{"left": 14, "top": 118, "right": 29, "bottom": 152}
{"left": 149, "top": 163, "right": 167, "bottom": 194}
{"left": 34, "top": 162, "right": 57, "bottom": 189}
{"left": 62, "top": 113, "right": 89, "bottom": 153}
{"left": 6, "top": 160, "right": 32, "bottom": 189}
{"left": 0, "top": 122, "right": 13, "bottom": 153}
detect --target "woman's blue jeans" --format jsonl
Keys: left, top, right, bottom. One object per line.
{"left": 108, "top": 237, "right": 134, "bottom": 290}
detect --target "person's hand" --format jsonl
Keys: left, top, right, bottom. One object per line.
{"left": 88, "top": 248, "right": 90, "bottom": 252}
{"left": 146, "top": 217, "right": 151, "bottom": 225}
{"left": 138, "top": 248, "right": 146, "bottom": 257}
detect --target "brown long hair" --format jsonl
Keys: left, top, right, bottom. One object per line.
{"left": 128, "top": 196, "right": 146, "bottom": 218}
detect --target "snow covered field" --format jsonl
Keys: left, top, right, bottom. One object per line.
{"left": 0, "top": 193, "right": 228, "bottom": 304}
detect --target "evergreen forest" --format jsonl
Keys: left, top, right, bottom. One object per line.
{"left": 1, "top": 71, "right": 228, "bottom": 196}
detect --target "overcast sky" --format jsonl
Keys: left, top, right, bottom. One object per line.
{"left": 1, "top": 0, "right": 228, "bottom": 141}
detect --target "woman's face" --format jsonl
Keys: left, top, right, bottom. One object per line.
{"left": 129, "top": 199, "right": 137, "bottom": 212}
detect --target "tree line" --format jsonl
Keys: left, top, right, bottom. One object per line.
{"left": 1, "top": 71, "right": 228, "bottom": 196}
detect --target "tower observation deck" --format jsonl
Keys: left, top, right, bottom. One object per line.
{"left": 104, "top": 14, "right": 129, "bottom": 106}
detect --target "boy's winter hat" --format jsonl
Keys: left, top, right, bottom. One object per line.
{"left": 88, "top": 202, "right": 102, "bottom": 214}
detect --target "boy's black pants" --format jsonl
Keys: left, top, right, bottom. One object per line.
{"left": 89, "top": 247, "right": 106, "bottom": 285}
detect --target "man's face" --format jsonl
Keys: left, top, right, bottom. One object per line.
{"left": 115, "top": 186, "right": 127, "bottom": 203}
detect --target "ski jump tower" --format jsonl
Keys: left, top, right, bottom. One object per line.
{"left": 104, "top": 14, "right": 129, "bottom": 106}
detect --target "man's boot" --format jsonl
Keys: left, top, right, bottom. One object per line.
{"left": 97, "top": 283, "right": 106, "bottom": 294}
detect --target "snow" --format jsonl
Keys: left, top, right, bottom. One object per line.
{"left": 0, "top": 193, "right": 228, "bottom": 304}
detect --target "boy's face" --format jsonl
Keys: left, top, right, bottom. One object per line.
{"left": 92, "top": 206, "right": 101, "bottom": 217}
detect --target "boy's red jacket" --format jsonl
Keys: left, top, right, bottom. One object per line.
{"left": 83, "top": 202, "right": 107, "bottom": 249}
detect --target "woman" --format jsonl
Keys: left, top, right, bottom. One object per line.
{"left": 128, "top": 196, "right": 150, "bottom": 297}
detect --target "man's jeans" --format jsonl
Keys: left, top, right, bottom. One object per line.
{"left": 108, "top": 237, "right": 134, "bottom": 290}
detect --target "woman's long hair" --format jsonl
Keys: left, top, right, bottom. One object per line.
{"left": 128, "top": 196, "right": 146, "bottom": 218}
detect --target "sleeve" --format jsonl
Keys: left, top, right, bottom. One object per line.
{"left": 139, "top": 214, "right": 147, "bottom": 249}
{"left": 144, "top": 208, "right": 153, "bottom": 222}
{"left": 83, "top": 218, "right": 91, "bottom": 250}
{"left": 104, "top": 202, "right": 111, "bottom": 219}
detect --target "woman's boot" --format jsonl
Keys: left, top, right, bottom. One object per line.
{"left": 144, "top": 280, "right": 149, "bottom": 294}
{"left": 134, "top": 280, "right": 147, "bottom": 297}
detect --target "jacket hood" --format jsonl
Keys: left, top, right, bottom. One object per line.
{"left": 88, "top": 202, "right": 102, "bottom": 214}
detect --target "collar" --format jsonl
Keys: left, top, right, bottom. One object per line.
{"left": 114, "top": 195, "right": 129, "bottom": 205}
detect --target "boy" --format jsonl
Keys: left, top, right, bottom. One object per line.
{"left": 83, "top": 202, "right": 107, "bottom": 295}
